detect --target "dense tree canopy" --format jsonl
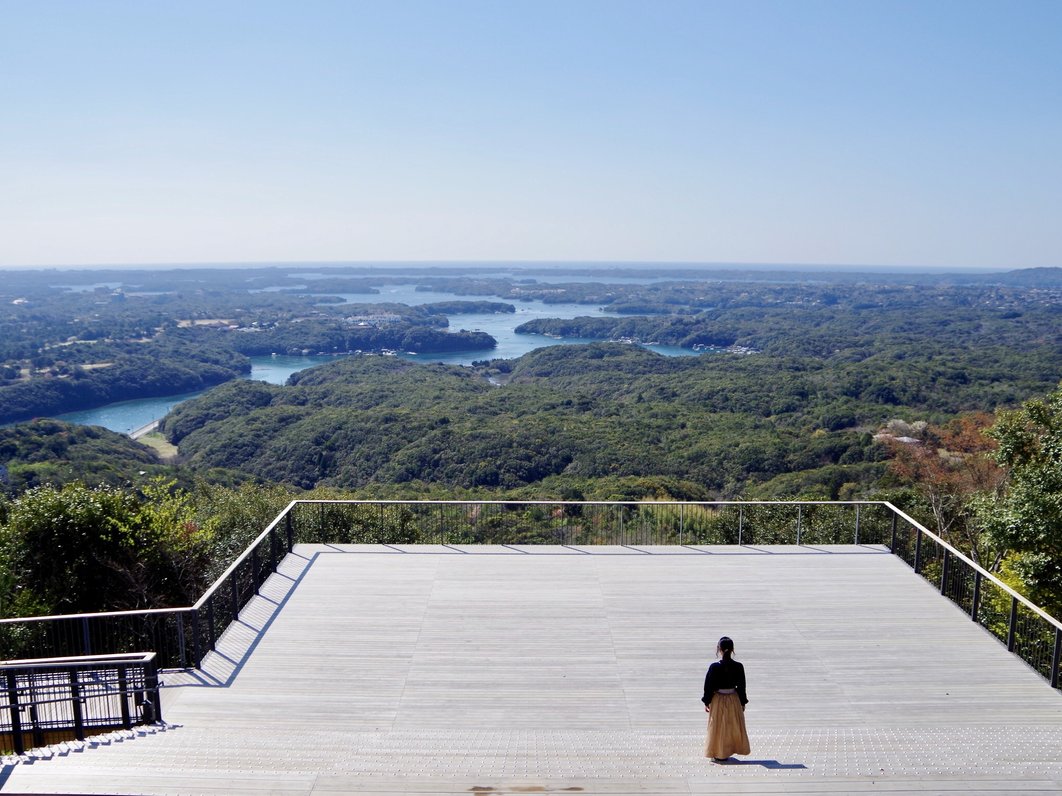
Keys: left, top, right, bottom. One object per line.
{"left": 0, "top": 419, "right": 172, "bottom": 491}
{"left": 157, "top": 343, "right": 995, "bottom": 497}
{"left": 977, "top": 383, "right": 1062, "bottom": 617}
{"left": 0, "top": 480, "right": 207, "bottom": 614}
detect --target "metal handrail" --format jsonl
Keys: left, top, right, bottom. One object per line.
{"left": 2, "top": 652, "right": 158, "bottom": 667}
{"left": 192, "top": 499, "right": 299, "bottom": 611}
{"left": 293, "top": 498, "right": 881, "bottom": 506}
{"left": 883, "top": 501, "right": 1062, "bottom": 632}
{"left": 0, "top": 607, "right": 188, "bottom": 628}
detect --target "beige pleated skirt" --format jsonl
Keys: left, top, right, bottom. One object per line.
{"left": 705, "top": 691, "right": 750, "bottom": 759}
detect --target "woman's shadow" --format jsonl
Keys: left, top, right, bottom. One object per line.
{"left": 718, "top": 758, "right": 807, "bottom": 769}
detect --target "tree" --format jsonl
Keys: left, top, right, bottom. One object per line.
{"left": 1, "top": 483, "right": 146, "bottom": 614}
{"left": 0, "top": 480, "right": 210, "bottom": 615}
{"left": 880, "top": 414, "right": 1004, "bottom": 567}
{"left": 977, "top": 383, "right": 1062, "bottom": 617}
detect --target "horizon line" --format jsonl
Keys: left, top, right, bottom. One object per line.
{"left": 0, "top": 258, "right": 1043, "bottom": 274}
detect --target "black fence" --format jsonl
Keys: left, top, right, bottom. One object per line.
{"left": 1, "top": 653, "right": 161, "bottom": 755}
{"left": 285, "top": 499, "right": 894, "bottom": 547}
{"left": 0, "top": 608, "right": 193, "bottom": 671}
{"left": 887, "top": 503, "right": 1062, "bottom": 689}
{"left": 1, "top": 500, "right": 1059, "bottom": 693}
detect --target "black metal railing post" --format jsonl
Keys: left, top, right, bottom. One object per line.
{"left": 176, "top": 615, "right": 187, "bottom": 669}
{"left": 914, "top": 529, "right": 923, "bottom": 574}
{"left": 6, "top": 670, "right": 24, "bottom": 755}
{"left": 117, "top": 665, "right": 132, "bottom": 729}
{"left": 940, "top": 550, "right": 950, "bottom": 595}
{"left": 286, "top": 510, "right": 294, "bottom": 552}
{"left": 207, "top": 599, "right": 216, "bottom": 651}
{"left": 145, "top": 656, "right": 162, "bottom": 724}
{"left": 252, "top": 547, "right": 261, "bottom": 594}
{"left": 854, "top": 504, "right": 861, "bottom": 545}
{"left": 192, "top": 608, "right": 202, "bottom": 667}
{"left": 28, "top": 701, "right": 43, "bottom": 750}
{"left": 231, "top": 572, "right": 240, "bottom": 622}
{"left": 69, "top": 669, "right": 85, "bottom": 741}
{"left": 1052, "top": 628, "right": 1061, "bottom": 690}
{"left": 144, "top": 614, "right": 156, "bottom": 662}
{"left": 1007, "top": 596, "right": 1019, "bottom": 652}
{"left": 890, "top": 512, "right": 898, "bottom": 552}
{"left": 81, "top": 616, "right": 91, "bottom": 656}
{"left": 796, "top": 505, "right": 803, "bottom": 545}
{"left": 971, "top": 571, "right": 982, "bottom": 622}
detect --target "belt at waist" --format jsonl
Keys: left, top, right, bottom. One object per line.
{"left": 715, "top": 688, "right": 737, "bottom": 694}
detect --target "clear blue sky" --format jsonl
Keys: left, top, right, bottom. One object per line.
{"left": 1, "top": 0, "right": 1060, "bottom": 269}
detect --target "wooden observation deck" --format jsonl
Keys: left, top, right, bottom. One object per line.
{"left": 3, "top": 544, "right": 1061, "bottom": 794}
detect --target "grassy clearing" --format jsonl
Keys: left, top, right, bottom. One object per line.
{"left": 139, "top": 432, "right": 179, "bottom": 462}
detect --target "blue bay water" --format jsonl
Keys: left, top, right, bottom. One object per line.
{"left": 54, "top": 391, "right": 209, "bottom": 436}
{"left": 54, "top": 284, "right": 700, "bottom": 434}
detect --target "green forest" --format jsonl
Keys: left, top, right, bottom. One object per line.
{"left": 1, "top": 264, "right": 1061, "bottom": 622}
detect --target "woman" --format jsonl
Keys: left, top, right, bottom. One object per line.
{"left": 702, "top": 635, "right": 750, "bottom": 762}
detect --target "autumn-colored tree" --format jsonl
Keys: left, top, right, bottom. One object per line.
{"left": 880, "top": 413, "right": 1005, "bottom": 567}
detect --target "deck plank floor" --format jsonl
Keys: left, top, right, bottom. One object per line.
{"left": 3, "top": 545, "right": 1061, "bottom": 795}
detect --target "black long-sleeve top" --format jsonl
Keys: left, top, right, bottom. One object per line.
{"left": 702, "top": 658, "right": 748, "bottom": 706}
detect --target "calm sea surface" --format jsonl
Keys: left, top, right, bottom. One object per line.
{"left": 55, "top": 282, "right": 697, "bottom": 434}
